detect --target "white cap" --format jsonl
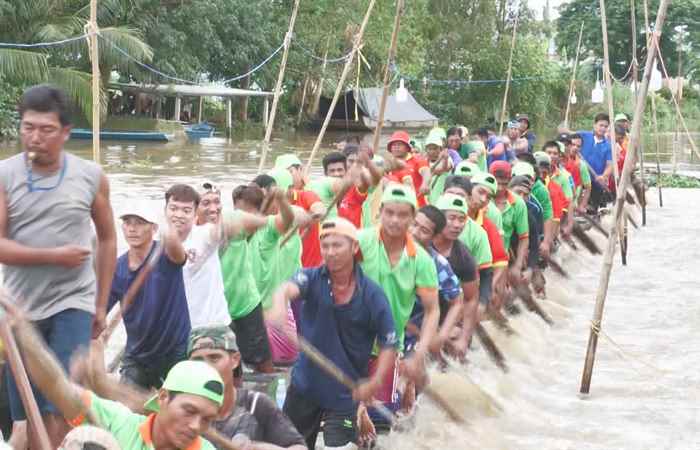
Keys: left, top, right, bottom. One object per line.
{"left": 119, "top": 200, "right": 158, "bottom": 224}
{"left": 60, "top": 425, "right": 120, "bottom": 450}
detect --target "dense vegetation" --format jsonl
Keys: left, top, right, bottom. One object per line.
{"left": 1, "top": 0, "right": 698, "bottom": 138}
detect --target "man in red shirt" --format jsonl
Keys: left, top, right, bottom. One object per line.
{"left": 385, "top": 131, "right": 431, "bottom": 207}
{"left": 534, "top": 151, "right": 566, "bottom": 239}
{"left": 275, "top": 154, "right": 325, "bottom": 268}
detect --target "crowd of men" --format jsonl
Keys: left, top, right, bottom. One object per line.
{"left": 0, "top": 85, "right": 632, "bottom": 449}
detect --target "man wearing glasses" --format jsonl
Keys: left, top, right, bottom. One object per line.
{"left": 0, "top": 84, "right": 117, "bottom": 447}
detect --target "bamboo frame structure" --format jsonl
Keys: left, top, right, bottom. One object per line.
{"left": 498, "top": 13, "right": 519, "bottom": 136}
{"left": 563, "top": 22, "right": 584, "bottom": 129}
{"left": 304, "top": 0, "right": 377, "bottom": 174}
{"left": 89, "top": 0, "right": 100, "bottom": 163}
{"left": 643, "top": 0, "right": 663, "bottom": 208}
{"left": 580, "top": 0, "right": 671, "bottom": 394}
{"left": 258, "top": 0, "right": 301, "bottom": 172}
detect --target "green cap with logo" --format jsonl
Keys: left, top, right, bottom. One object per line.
{"left": 268, "top": 168, "right": 293, "bottom": 191}
{"left": 454, "top": 161, "right": 480, "bottom": 178}
{"left": 511, "top": 161, "right": 535, "bottom": 179}
{"left": 423, "top": 133, "right": 444, "bottom": 148}
{"left": 471, "top": 172, "right": 497, "bottom": 195}
{"left": 436, "top": 193, "right": 468, "bottom": 216}
{"left": 144, "top": 361, "right": 224, "bottom": 412}
{"left": 614, "top": 113, "right": 629, "bottom": 123}
{"left": 381, "top": 182, "right": 417, "bottom": 209}
{"left": 463, "top": 141, "right": 485, "bottom": 155}
{"left": 188, "top": 326, "right": 239, "bottom": 357}
{"left": 274, "top": 153, "right": 303, "bottom": 170}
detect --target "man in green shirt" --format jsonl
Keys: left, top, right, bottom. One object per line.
{"left": 512, "top": 160, "right": 553, "bottom": 259}
{"left": 6, "top": 303, "right": 222, "bottom": 450}
{"left": 424, "top": 132, "right": 453, "bottom": 205}
{"left": 357, "top": 182, "right": 439, "bottom": 384}
{"left": 489, "top": 161, "right": 530, "bottom": 282}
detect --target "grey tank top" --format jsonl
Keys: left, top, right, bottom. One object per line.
{"left": 0, "top": 152, "right": 102, "bottom": 320}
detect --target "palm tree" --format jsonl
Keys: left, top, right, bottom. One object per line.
{"left": 0, "top": 0, "right": 153, "bottom": 123}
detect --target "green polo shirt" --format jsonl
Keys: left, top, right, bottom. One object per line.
{"left": 552, "top": 167, "right": 574, "bottom": 202}
{"left": 220, "top": 220, "right": 261, "bottom": 320}
{"left": 486, "top": 202, "right": 504, "bottom": 235}
{"left": 494, "top": 191, "right": 529, "bottom": 251}
{"left": 308, "top": 176, "right": 337, "bottom": 218}
{"left": 361, "top": 185, "right": 379, "bottom": 228}
{"left": 358, "top": 227, "right": 438, "bottom": 348}
{"left": 428, "top": 172, "right": 449, "bottom": 205}
{"left": 82, "top": 391, "right": 215, "bottom": 450}
{"left": 531, "top": 179, "right": 553, "bottom": 221}
{"left": 250, "top": 216, "right": 302, "bottom": 310}
{"left": 458, "top": 218, "right": 492, "bottom": 269}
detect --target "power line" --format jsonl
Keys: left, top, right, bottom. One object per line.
{"left": 0, "top": 33, "right": 90, "bottom": 48}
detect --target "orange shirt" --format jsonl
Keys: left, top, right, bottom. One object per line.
{"left": 386, "top": 153, "right": 429, "bottom": 207}
{"left": 338, "top": 186, "right": 368, "bottom": 229}
{"left": 292, "top": 189, "right": 323, "bottom": 268}
{"left": 545, "top": 177, "right": 565, "bottom": 222}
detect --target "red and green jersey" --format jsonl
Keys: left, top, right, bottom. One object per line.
{"left": 544, "top": 176, "right": 566, "bottom": 222}
{"left": 494, "top": 191, "right": 529, "bottom": 251}
{"left": 475, "top": 210, "right": 508, "bottom": 268}
{"left": 291, "top": 189, "right": 323, "bottom": 268}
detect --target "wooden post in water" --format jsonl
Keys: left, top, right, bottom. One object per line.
{"left": 371, "top": 0, "right": 404, "bottom": 154}
{"left": 563, "top": 22, "right": 584, "bottom": 130}
{"left": 498, "top": 13, "right": 519, "bottom": 136}
{"left": 579, "top": 0, "right": 670, "bottom": 395}
{"left": 643, "top": 0, "right": 663, "bottom": 207}
{"left": 89, "top": 0, "right": 100, "bottom": 163}
{"left": 257, "top": 0, "right": 301, "bottom": 173}
{"left": 304, "top": 0, "right": 377, "bottom": 174}
{"left": 0, "top": 319, "right": 52, "bottom": 450}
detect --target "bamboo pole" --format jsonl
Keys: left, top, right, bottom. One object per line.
{"left": 498, "top": 13, "right": 519, "bottom": 136}
{"left": 257, "top": 0, "right": 301, "bottom": 173}
{"left": 579, "top": 0, "right": 670, "bottom": 394}
{"left": 304, "top": 0, "right": 377, "bottom": 174}
{"left": 296, "top": 72, "right": 310, "bottom": 126}
{"left": 89, "top": 0, "right": 100, "bottom": 163}
{"left": 371, "top": 0, "right": 404, "bottom": 155}
{"left": 311, "top": 36, "right": 331, "bottom": 119}
{"left": 0, "top": 320, "right": 52, "bottom": 450}
{"left": 630, "top": 0, "right": 647, "bottom": 226}
{"left": 564, "top": 22, "right": 585, "bottom": 129}
{"left": 643, "top": 0, "right": 663, "bottom": 208}
{"left": 599, "top": 0, "right": 619, "bottom": 185}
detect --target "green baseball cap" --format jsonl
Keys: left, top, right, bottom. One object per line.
{"left": 268, "top": 168, "right": 293, "bottom": 191}
{"left": 424, "top": 133, "right": 443, "bottom": 148}
{"left": 428, "top": 127, "right": 447, "bottom": 141}
{"left": 454, "top": 161, "right": 480, "bottom": 178}
{"left": 463, "top": 141, "right": 485, "bottom": 155}
{"left": 614, "top": 113, "right": 629, "bottom": 123}
{"left": 533, "top": 151, "right": 551, "bottom": 167}
{"left": 381, "top": 182, "right": 417, "bottom": 209}
{"left": 471, "top": 172, "right": 497, "bottom": 195}
{"left": 274, "top": 153, "right": 303, "bottom": 170}
{"left": 435, "top": 193, "right": 468, "bottom": 216}
{"left": 511, "top": 161, "right": 535, "bottom": 179}
{"left": 144, "top": 361, "right": 224, "bottom": 412}
{"left": 188, "top": 326, "right": 239, "bottom": 357}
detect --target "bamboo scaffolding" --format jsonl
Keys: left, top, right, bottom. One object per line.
{"left": 563, "top": 22, "right": 584, "bottom": 129}
{"left": 304, "top": 0, "right": 377, "bottom": 174}
{"left": 579, "top": 0, "right": 671, "bottom": 394}
{"left": 89, "top": 0, "right": 100, "bottom": 163}
{"left": 498, "top": 13, "right": 519, "bottom": 136}
{"left": 643, "top": 0, "right": 663, "bottom": 207}
{"left": 257, "top": 0, "right": 301, "bottom": 172}
{"left": 630, "top": 0, "right": 647, "bottom": 226}
{"left": 370, "top": 0, "right": 404, "bottom": 155}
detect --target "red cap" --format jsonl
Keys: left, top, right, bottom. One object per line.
{"left": 489, "top": 160, "right": 512, "bottom": 178}
{"left": 387, "top": 131, "right": 411, "bottom": 151}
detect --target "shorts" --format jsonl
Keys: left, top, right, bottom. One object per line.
{"left": 5, "top": 308, "right": 93, "bottom": 421}
{"left": 479, "top": 268, "right": 494, "bottom": 305}
{"left": 367, "top": 355, "right": 400, "bottom": 427}
{"left": 265, "top": 306, "right": 298, "bottom": 365}
{"left": 230, "top": 303, "right": 271, "bottom": 367}
{"left": 283, "top": 382, "right": 357, "bottom": 449}
{"left": 120, "top": 344, "right": 187, "bottom": 390}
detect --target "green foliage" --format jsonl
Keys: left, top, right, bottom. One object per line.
{"left": 0, "top": 78, "right": 22, "bottom": 139}
{"left": 647, "top": 173, "right": 700, "bottom": 188}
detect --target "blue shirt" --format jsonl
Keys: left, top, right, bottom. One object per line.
{"left": 487, "top": 136, "right": 508, "bottom": 167}
{"left": 289, "top": 264, "right": 396, "bottom": 411}
{"left": 409, "top": 248, "right": 461, "bottom": 331}
{"left": 108, "top": 242, "right": 190, "bottom": 363}
{"left": 578, "top": 130, "right": 612, "bottom": 176}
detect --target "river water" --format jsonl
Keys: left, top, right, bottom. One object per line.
{"left": 1, "top": 134, "right": 699, "bottom": 449}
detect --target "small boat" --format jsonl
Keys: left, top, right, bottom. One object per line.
{"left": 70, "top": 128, "right": 172, "bottom": 142}
{"left": 185, "top": 122, "right": 215, "bottom": 140}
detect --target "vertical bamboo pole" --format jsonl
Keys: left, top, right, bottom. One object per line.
{"left": 673, "top": 34, "right": 683, "bottom": 174}
{"left": 498, "top": 13, "right": 519, "bottom": 136}
{"left": 257, "top": 0, "right": 301, "bottom": 172}
{"left": 564, "top": 22, "right": 585, "bottom": 130}
{"left": 296, "top": 72, "right": 311, "bottom": 126}
{"left": 579, "top": 0, "right": 670, "bottom": 395}
{"left": 311, "top": 36, "right": 331, "bottom": 118}
{"left": 599, "top": 0, "right": 619, "bottom": 185}
{"left": 630, "top": 0, "right": 647, "bottom": 226}
{"left": 304, "top": 0, "right": 377, "bottom": 174}
{"left": 0, "top": 321, "right": 52, "bottom": 450}
{"left": 89, "top": 0, "right": 100, "bottom": 163}
{"left": 643, "top": 0, "right": 663, "bottom": 207}
{"left": 371, "top": 0, "right": 404, "bottom": 155}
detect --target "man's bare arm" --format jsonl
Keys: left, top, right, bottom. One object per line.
{"left": 91, "top": 174, "right": 117, "bottom": 338}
